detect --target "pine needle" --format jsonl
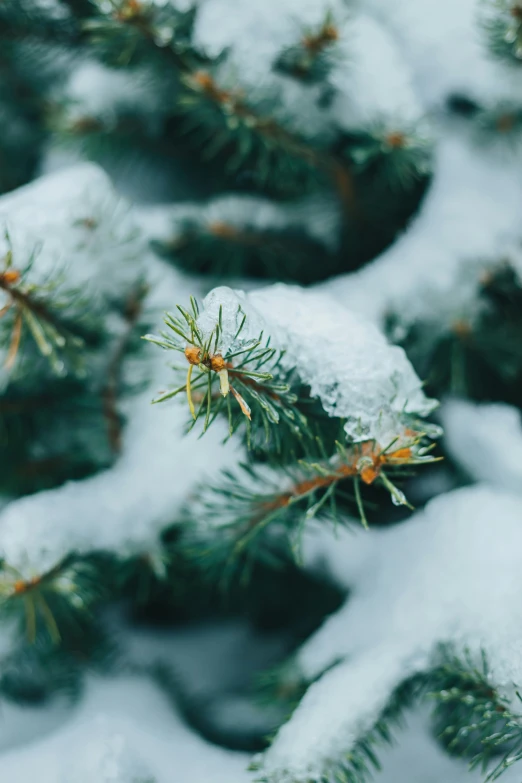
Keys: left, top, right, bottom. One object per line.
{"left": 354, "top": 476, "right": 369, "bottom": 529}
{"left": 186, "top": 362, "right": 196, "bottom": 420}
{"left": 5, "top": 310, "right": 22, "bottom": 370}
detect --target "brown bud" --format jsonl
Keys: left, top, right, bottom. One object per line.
{"left": 13, "top": 576, "right": 40, "bottom": 595}
{"left": 185, "top": 345, "right": 201, "bottom": 365}
{"left": 496, "top": 113, "right": 516, "bottom": 133}
{"left": 208, "top": 221, "right": 239, "bottom": 239}
{"left": 1, "top": 269, "right": 20, "bottom": 285}
{"left": 385, "top": 131, "right": 407, "bottom": 149}
{"left": 115, "top": 0, "right": 144, "bottom": 21}
{"left": 210, "top": 354, "right": 226, "bottom": 372}
{"left": 452, "top": 319, "right": 472, "bottom": 339}
{"left": 192, "top": 71, "right": 216, "bottom": 91}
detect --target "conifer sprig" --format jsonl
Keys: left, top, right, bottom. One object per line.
{"left": 254, "top": 647, "right": 522, "bottom": 783}
{"left": 251, "top": 672, "right": 425, "bottom": 783}
{"left": 0, "top": 233, "right": 99, "bottom": 377}
{"left": 149, "top": 296, "right": 441, "bottom": 548}
{"left": 340, "top": 122, "right": 432, "bottom": 190}
{"left": 181, "top": 430, "right": 439, "bottom": 582}
{"left": 428, "top": 649, "right": 522, "bottom": 781}
{"left": 85, "top": 0, "right": 200, "bottom": 70}
{"left": 388, "top": 261, "right": 522, "bottom": 405}
{"left": 0, "top": 557, "right": 106, "bottom": 645}
{"left": 274, "top": 12, "right": 340, "bottom": 84}
{"left": 158, "top": 223, "right": 336, "bottom": 283}
{"left": 145, "top": 297, "right": 307, "bottom": 447}
{"left": 85, "top": 1, "right": 357, "bottom": 203}
{"left": 482, "top": 1, "right": 522, "bottom": 64}
{"left": 180, "top": 69, "right": 356, "bottom": 203}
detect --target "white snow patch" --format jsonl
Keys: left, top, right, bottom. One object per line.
{"left": 261, "top": 485, "right": 522, "bottom": 781}
{"left": 324, "top": 135, "right": 522, "bottom": 328}
{"left": 442, "top": 399, "right": 522, "bottom": 493}
{"left": 366, "top": 0, "right": 522, "bottom": 109}
{"left": 0, "top": 264, "right": 239, "bottom": 576}
{"left": 331, "top": 15, "right": 422, "bottom": 130}
{"left": 194, "top": 2, "right": 419, "bottom": 137}
{"left": 0, "top": 675, "right": 251, "bottom": 783}
{"left": 198, "top": 284, "right": 436, "bottom": 446}
{"left": 0, "top": 164, "right": 143, "bottom": 305}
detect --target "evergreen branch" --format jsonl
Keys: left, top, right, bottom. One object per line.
{"left": 182, "top": 432, "right": 438, "bottom": 584}
{"left": 388, "top": 261, "right": 522, "bottom": 405}
{"left": 0, "top": 557, "right": 107, "bottom": 646}
{"left": 85, "top": 0, "right": 201, "bottom": 71}
{"left": 0, "top": 236, "right": 102, "bottom": 377}
{"left": 148, "top": 297, "right": 441, "bottom": 538}
{"left": 329, "top": 675, "right": 426, "bottom": 783}
{"left": 255, "top": 658, "right": 311, "bottom": 717}
{"left": 252, "top": 673, "right": 426, "bottom": 783}
{"left": 428, "top": 649, "right": 522, "bottom": 781}
{"left": 274, "top": 13, "right": 340, "bottom": 84}
{"left": 86, "top": 1, "right": 356, "bottom": 206}
{"left": 154, "top": 220, "right": 338, "bottom": 283}
{"left": 254, "top": 648, "right": 522, "bottom": 783}
{"left": 0, "top": 620, "right": 118, "bottom": 706}
{"left": 473, "top": 102, "right": 522, "bottom": 143}
{"left": 145, "top": 301, "right": 307, "bottom": 451}
{"left": 339, "top": 122, "right": 432, "bottom": 191}
{"left": 482, "top": 1, "right": 522, "bottom": 64}
{"left": 181, "top": 70, "right": 356, "bottom": 205}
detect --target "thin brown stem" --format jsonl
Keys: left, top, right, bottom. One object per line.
{"left": 101, "top": 286, "right": 147, "bottom": 453}
{"left": 0, "top": 275, "right": 66, "bottom": 337}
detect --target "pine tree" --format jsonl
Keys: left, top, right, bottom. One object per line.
{"left": 1, "top": 1, "right": 522, "bottom": 782}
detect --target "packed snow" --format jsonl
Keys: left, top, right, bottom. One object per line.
{"left": 4, "top": 0, "right": 522, "bottom": 781}
{"left": 442, "top": 399, "right": 522, "bottom": 493}
{"left": 192, "top": 1, "right": 420, "bottom": 137}
{"left": 259, "top": 485, "right": 522, "bottom": 782}
{"left": 0, "top": 675, "right": 251, "bottom": 783}
{"left": 0, "top": 164, "right": 142, "bottom": 305}
{"left": 198, "top": 284, "right": 437, "bottom": 446}
{"left": 0, "top": 167, "right": 239, "bottom": 577}
{"left": 323, "top": 135, "right": 522, "bottom": 329}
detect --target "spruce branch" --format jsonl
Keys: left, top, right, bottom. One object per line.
{"left": 0, "top": 233, "right": 100, "bottom": 377}
{"left": 339, "top": 122, "right": 432, "bottom": 191}
{"left": 0, "top": 557, "right": 106, "bottom": 646}
{"left": 154, "top": 219, "right": 337, "bottom": 283}
{"left": 274, "top": 12, "right": 340, "bottom": 84}
{"left": 0, "top": 619, "right": 118, "bottom": 706}
{"left": 145, "top": 298, "right": 307, "bottom": 450}
{"left": 254, "top": 648, "right": 522, "bottom": 783}
{"left": 482, "top": 1, "right": 522, "bottom": 64}
{"left": 428, "top": 649, "right": 522, "bottom": 781}
{"left": 472, "top": 102, "right": 522, "bottom": 144}
{"left": 388, "top": 260, "right": 522, "bottom": 405}
{"left": 148, "top": 294, "right": 440, "bottom": 552}
{"left": 181, "top": 430, "right": 438, "bottom": 583}
{"left": 86, "top": 0, "right": 357, "bottom": 205}
{"left": 85, "top": 0, "right": 202, "bottom": 70}
{"left": 252, "top": 672, "right": 426, "bottom": 783}
{"left": 181, "top": 69, "right": 356, "bottom": 204}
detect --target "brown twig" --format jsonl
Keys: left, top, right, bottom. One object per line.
{"left": 261, "top": 441, "right": 416, "bottom": 514}
{"left": 101, "top": 286, "right": 147, "bottom": 453}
